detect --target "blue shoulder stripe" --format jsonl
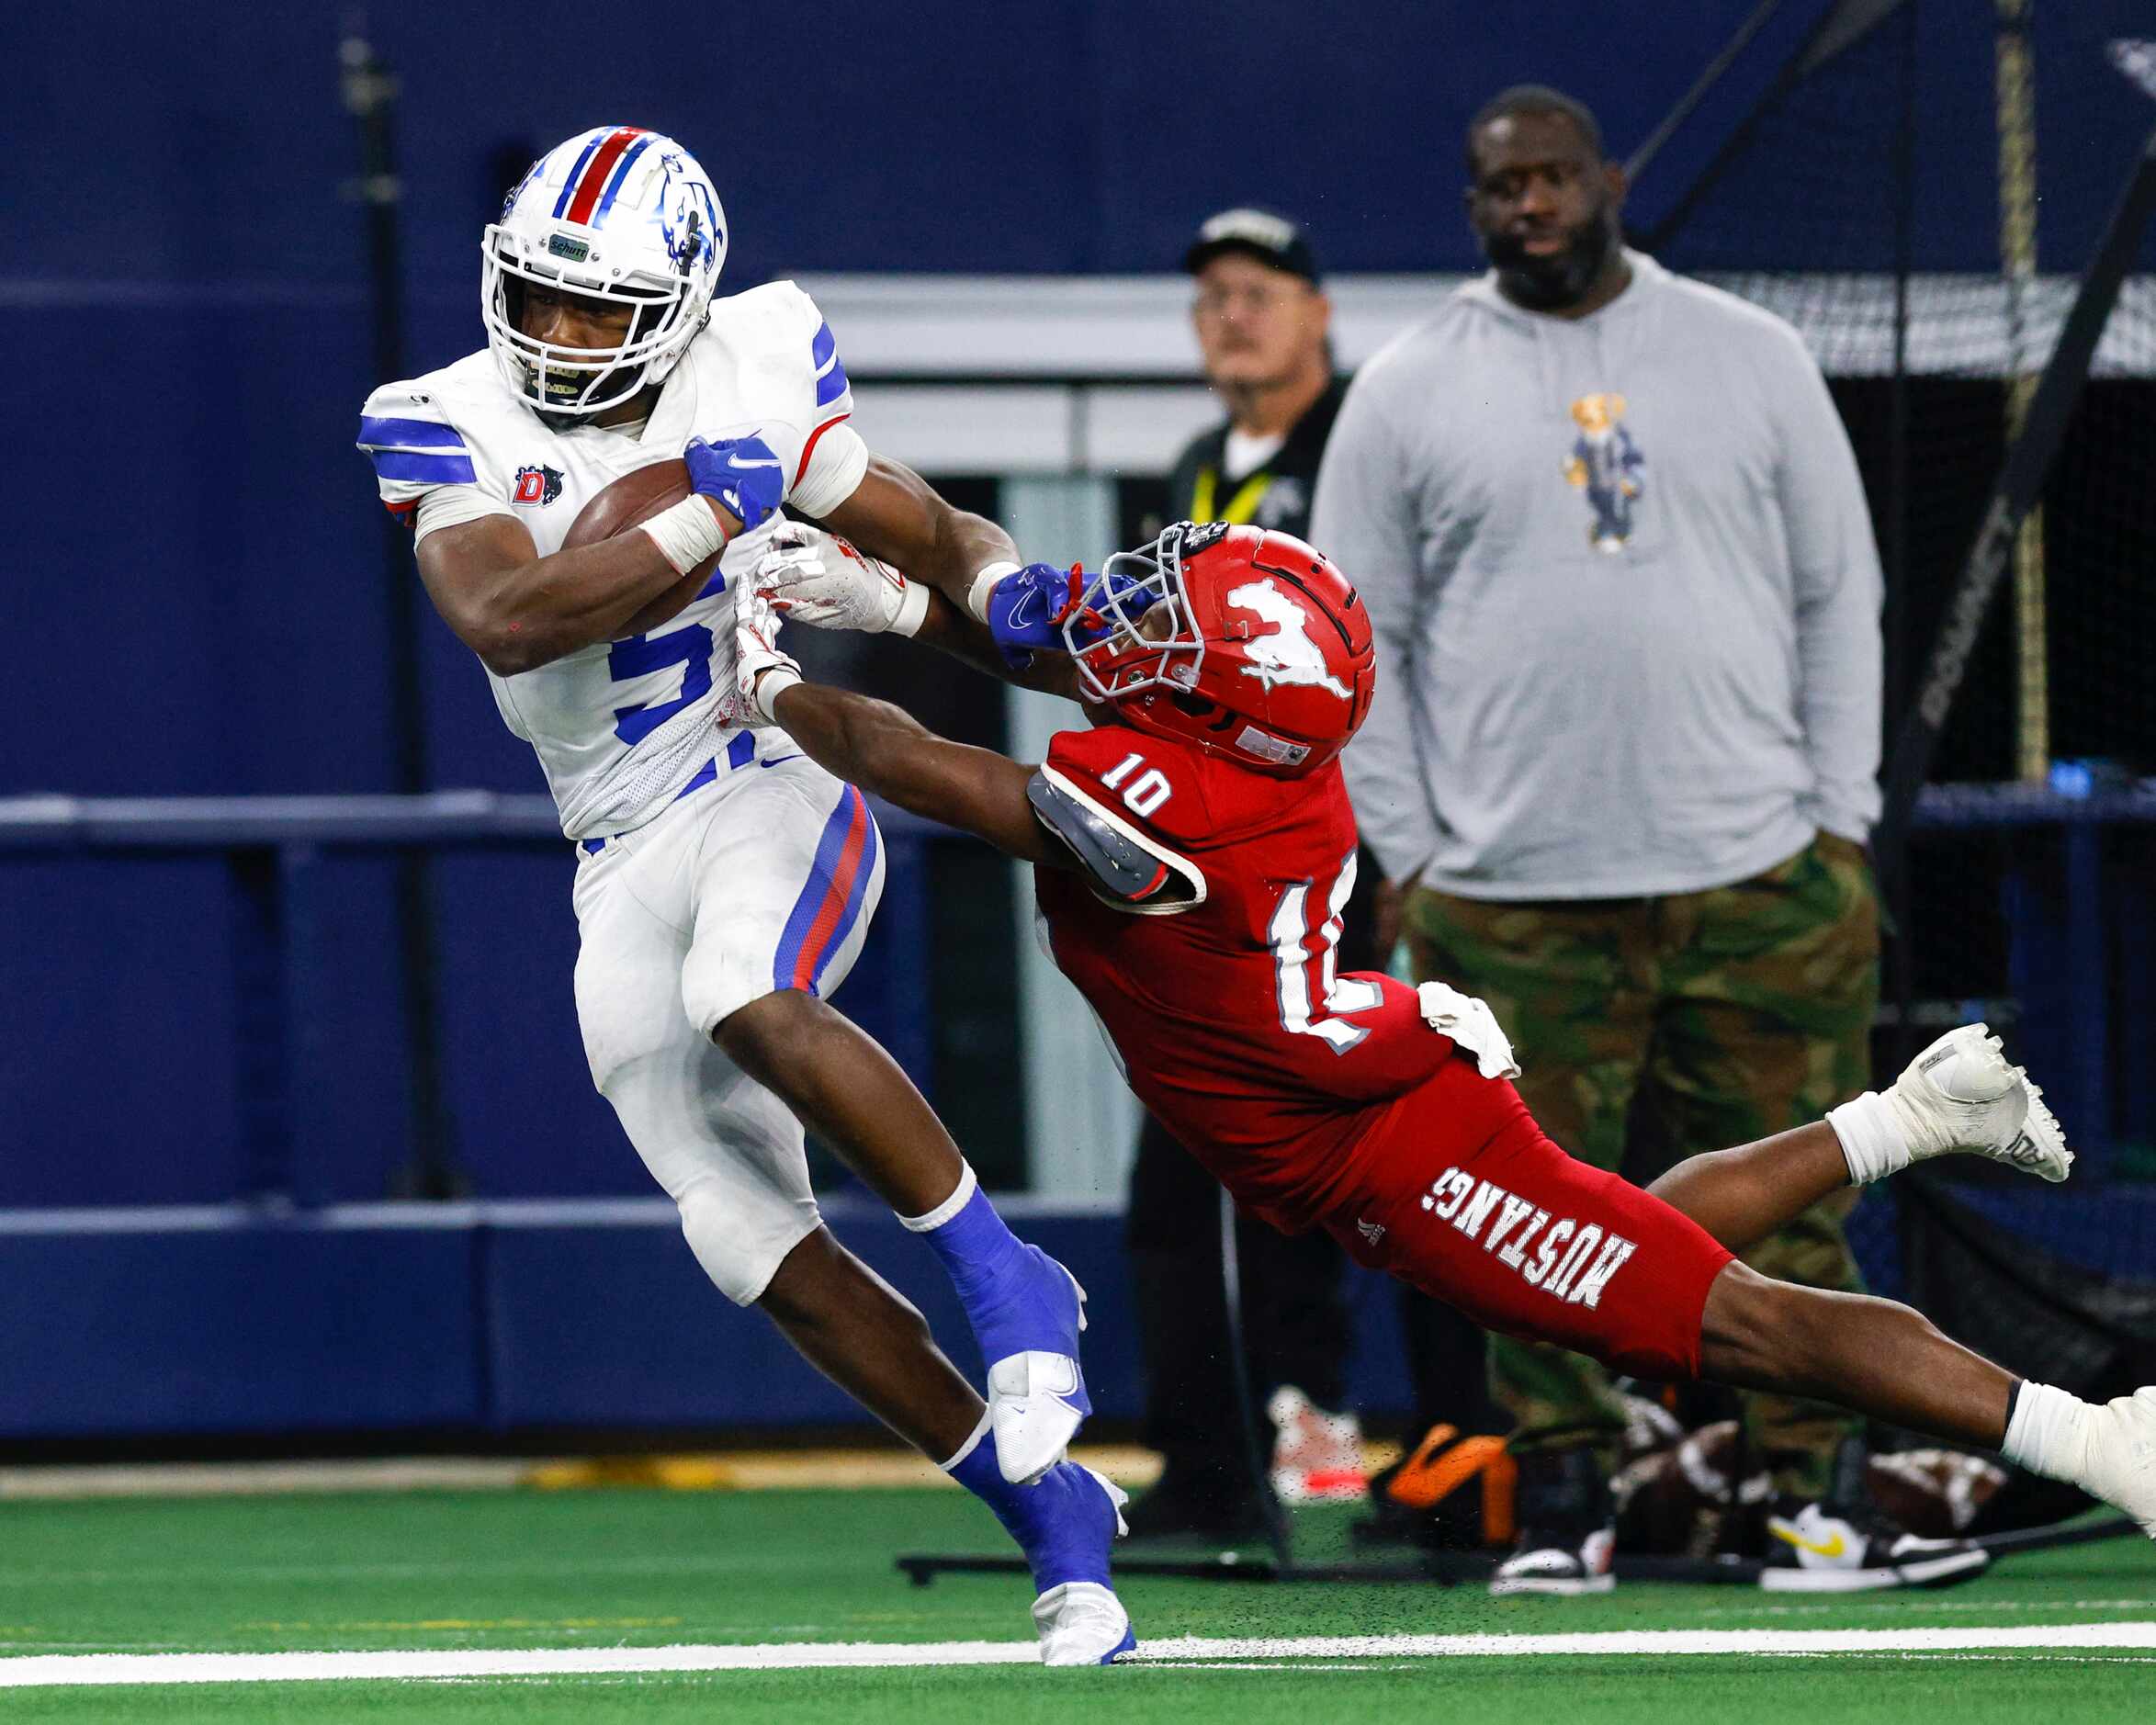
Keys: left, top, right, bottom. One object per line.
{"left": 809, "top": 320, "right": 837, "bottom": 369}
{"left": 814, "top": 357, "right": 850, "bottom": 409}
{"left": 369, "top": 449, "right": 479, "bottom": 485}
{"left": 357, "top": 414, "right": 468, "bottom": 451}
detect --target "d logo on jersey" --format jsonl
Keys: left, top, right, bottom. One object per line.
{"left": 514, "top": 464, "right": 565, "bottom": 506}
{"left": 1227, "top": 579, "right": 1354, "bottom": 701}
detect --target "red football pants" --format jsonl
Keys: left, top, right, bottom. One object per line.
{"left": 1323, "top": 1059, "right": 1734, "bottom": 1381}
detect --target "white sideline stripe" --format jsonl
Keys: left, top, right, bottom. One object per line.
{"left": 5, "top": 1626, "right": 2156, "bottom": 1687}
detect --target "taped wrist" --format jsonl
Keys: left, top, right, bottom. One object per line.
{"left": 751, "top": 664, "right": 803, "bottom": 723}
{"left": 639, "top": 494, "right": 731, "bottom": 577}
{"left": 967, "top": 559, "right": 1022, "bottom": 624}
{"left": 891, "top": 580, "right": 931, "bottom": 638}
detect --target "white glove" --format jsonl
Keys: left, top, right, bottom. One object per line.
{"left": 750, "top": 520, "right": 928, "bottom": 636}
{"left": 1417, "top": 981, "right": 1522, "bottom": 1080}
{"left": 734, "top": 584, "right": 804, "bottom": 724}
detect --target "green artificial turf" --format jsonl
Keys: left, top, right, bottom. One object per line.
{"left": 1, "top": 1486, "right": 2149, "bottom": 1720}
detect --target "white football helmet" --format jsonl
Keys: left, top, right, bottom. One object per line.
{"left": 481, "top": 126, "right": 727, "bottom": 419}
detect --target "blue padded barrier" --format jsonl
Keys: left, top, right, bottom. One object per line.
{"left": 480, "top": 1200, "right": 1145, "bottom": 1434}
{"left": 0, "top": 1207, "right": 480, "bottom": 1437}
{"left": 5, "top": 1186, "right": 2151, "bottom": 1440}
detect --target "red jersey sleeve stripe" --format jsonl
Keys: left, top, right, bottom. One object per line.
{"left": 793, "top": 412, "right": 852, "bottom": 489}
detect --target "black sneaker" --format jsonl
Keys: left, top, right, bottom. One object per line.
{"left": 1761, "top": 1438, "right": 1990, "bottom": 1592}
{"left": 1489, "top": 1447, "right": 1616, "bottom": 1596}
{"left": 1761, "top": 1498, "right": 1989, "bottom": 1591}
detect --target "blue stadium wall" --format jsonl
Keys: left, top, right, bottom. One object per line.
{"left": 6, "top": 0, "right": 2154, "bottom": 1213}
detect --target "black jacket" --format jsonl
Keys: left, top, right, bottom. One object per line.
{"left": 1163, "top": 374, "right": 1349, "bottom": 542}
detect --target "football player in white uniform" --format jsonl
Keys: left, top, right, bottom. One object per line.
{"left": 356, "top": 127, "right": 1129, "bottom": 1664}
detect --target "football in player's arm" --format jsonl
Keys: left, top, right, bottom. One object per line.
{"left": 742, "top": 519, "right": 2156, "bottom": 1559}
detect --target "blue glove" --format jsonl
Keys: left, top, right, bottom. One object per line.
{"left": 986, "top": 563, "right": 1156, "bottom": 669}
{"left": 683, "top": 434, "right": 785, "bottom": 534}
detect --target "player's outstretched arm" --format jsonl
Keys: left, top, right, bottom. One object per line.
{"left": 775, "top": 678, "right": 1058, "bottom": 864}
{"left": 808, "top": 457, "right": 1078, "bottom": 698}
{"left": 910, "top": 589, "right": 1081, "bottom": 698}
{"left": 737, "top": 600, "right": 1059, "bottom": 864}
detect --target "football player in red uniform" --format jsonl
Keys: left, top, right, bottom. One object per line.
{"left": 740, "top": 519, "right": 2156, "bottom": 1586}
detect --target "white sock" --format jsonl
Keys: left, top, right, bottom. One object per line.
{"left": 1826, "top": 1090, "right": 1908, "bottom": 1184}
{"left": 899, "top": 1161, "right": 978, "bottom": 1234}
{"left": 2001, "top": 1381, "right": 2093, "bottom": 1485}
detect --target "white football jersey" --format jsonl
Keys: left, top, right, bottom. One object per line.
{"left": 358, "top": 280, "right": 869, "bottom": 840}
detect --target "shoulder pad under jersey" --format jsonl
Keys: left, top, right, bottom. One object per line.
{"left": 357, "top": 355, "right": 509, "bottom": 522}
{"left": 704, "top": 280, "right": 851, "bottom": 416}
{"left": 1028, "top": 765, "right": 1204, "bottom": 915}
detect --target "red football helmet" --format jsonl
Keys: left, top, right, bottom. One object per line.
{"left": 1064, "top": 521, "right": 1376, "bottom": 777}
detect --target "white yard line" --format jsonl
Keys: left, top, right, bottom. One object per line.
{"left": 4, "top": 1625, "right": 2156, "bottom": 1687}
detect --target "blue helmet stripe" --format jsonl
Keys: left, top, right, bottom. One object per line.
{"left": 814, "top": 357, "right": 850, "bottom": 409}
{"left": 809, "top": 321, "right": 837, "bottom": 369}
{"left": 549, "top": 133, "right": 607, "bottom": 219}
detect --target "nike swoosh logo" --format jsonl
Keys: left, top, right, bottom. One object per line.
{"left": 759, "top": 754, "right": 803, "bottom": 769}
{"left": 1771, "top": 1526, "right": 1847, "bottom": 1560}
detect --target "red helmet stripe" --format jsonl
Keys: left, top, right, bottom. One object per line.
{"left": 562, "top": 128, "right": 645, "bottom": 226}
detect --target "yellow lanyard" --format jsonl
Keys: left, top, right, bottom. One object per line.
{"left": 1190, "top": 466, "right": 1271, "bottom": 526}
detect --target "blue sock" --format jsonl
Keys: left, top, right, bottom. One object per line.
{"left": 944, "top": 1418, "right": 1111, "bottom": 1592}
{"left": 901, "top": 1165, "right": 1026, "bottom": 1313}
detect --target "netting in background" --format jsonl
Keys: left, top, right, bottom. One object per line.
{"left": 1639, "top": 0, "right": 2156, "bottom": 785}
{"left": 1632, "top": 0, "right": 2155, "bottom": 1172}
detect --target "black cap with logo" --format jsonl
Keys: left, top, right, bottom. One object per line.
{"left": 1182, "top": 207, "right": 1322, "bottom": 285}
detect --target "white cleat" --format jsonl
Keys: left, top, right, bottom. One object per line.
{"left": 1033, "top": 1579, "right": 1136, "bottom": 1666}
{"left": 1884, "top": 1023, "right": 2072, "bottom": 1182}
{"left": 988, "top": 1350, "right": 1086, "bottom": 1486}
{"left": 2078, "top": 1386, "right": 2156, "bottom": 1539}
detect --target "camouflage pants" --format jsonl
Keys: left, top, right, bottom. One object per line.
{"left": 1404, "top": 834, "right": 1880, "bottom": 1497}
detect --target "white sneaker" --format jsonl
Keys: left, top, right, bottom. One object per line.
{"left": 1269, "top": 1385, "right": 1368, "bottom": 1505}
{"left": 1761, "top": 1500, "right": 1988, "bottom": 1592}
{"left": 1489, "top": 1524, "right": 1616, "bottom": 1596}
{"left": 1885, "top": 1023, "right": 2071, "bottom": 1181}
{"left": 2077, "top": 1386, "right": 2156, "bottom": 1539}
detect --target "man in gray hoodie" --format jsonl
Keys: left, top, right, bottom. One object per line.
{"left": 1315, "top": 85, "right": 1951, "bottom": 1595}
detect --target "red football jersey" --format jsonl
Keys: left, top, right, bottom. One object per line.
{"left": 1030, "top": 721, "right": 1459, "bottom": 1232}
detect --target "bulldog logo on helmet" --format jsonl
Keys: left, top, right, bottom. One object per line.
{"left": 1227, "top": 579, "right": 1355, "bottom": 701}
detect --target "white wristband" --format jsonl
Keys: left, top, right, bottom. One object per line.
{"left": 891, "top": 580, "right": 931, "bottom": 638}
{"left": 966, "top": 559, "right": 1022, "bottom": 623}
{"left": 751, "top": 664, "right": 803, "bottom": 723}
{"left": 639, "top": 494, "right": 730, "bottom": 577}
